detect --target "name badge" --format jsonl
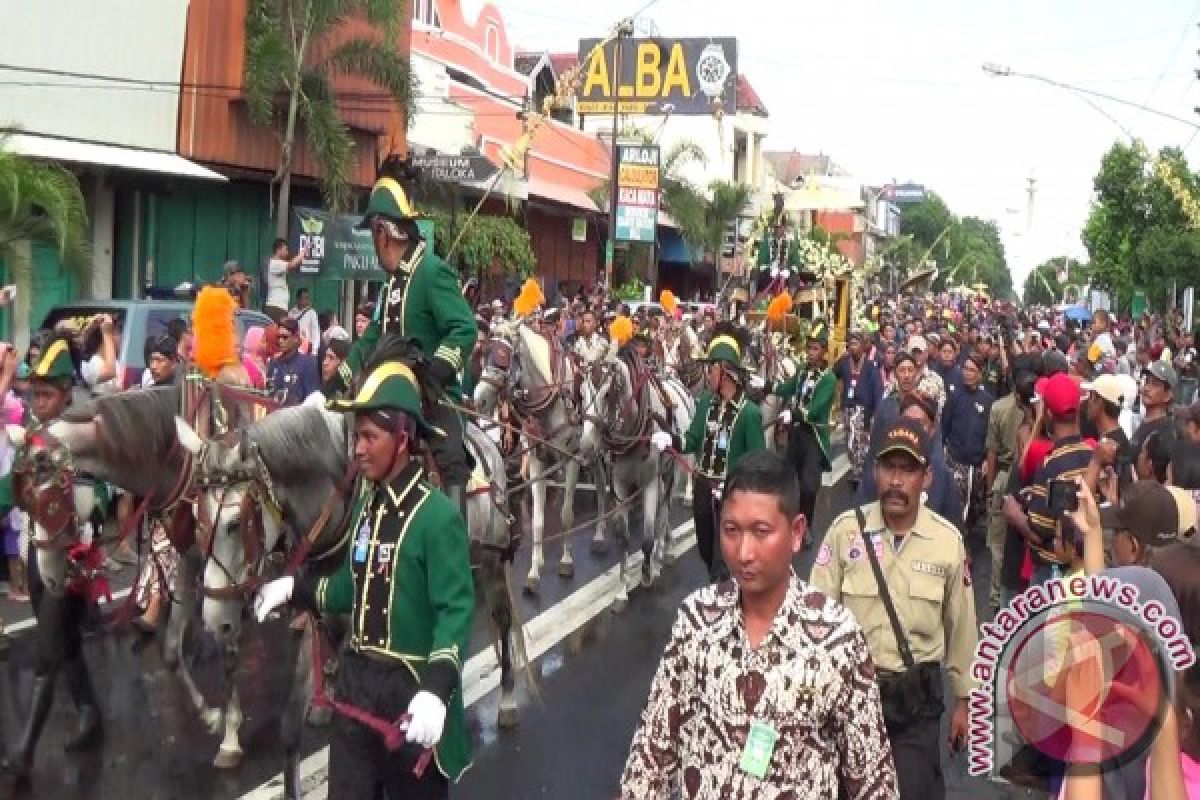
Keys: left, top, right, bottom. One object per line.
{"left": 740, "top": 720, "right": 778, "bottom": 778}
{"left": 717, "top": 430, "right": 729, "bottom": 450}
{"left": 847, "top": 386, "right": 856, "bottom": 401}
{"left": 353, "top": 521, "right": 371, "bottom": 564}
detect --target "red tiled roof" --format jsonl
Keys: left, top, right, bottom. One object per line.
{"left": 736, "top": 74, "right": 768, "bottom": 116}
{"left": 548, "top": 52, "right": 579, "bottom": 77}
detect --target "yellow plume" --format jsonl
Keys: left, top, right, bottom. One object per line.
{"left": 191, "top": 287, "right": 238, "bottom": 378}
{"left": 659, "top": 289, "right": 677, "bottom": 315}
{"left": 609, "top": 315, "right": 634, "bottom": 346}
{"left": 766, "top": 292, "right": 793, "bottom": 323}
{"left": 512, "top": 278, "right": 544, "bottom": 318}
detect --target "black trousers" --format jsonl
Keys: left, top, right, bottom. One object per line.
{"left": 427, "top": 399, "right": 470, "bottom": 486}
{"left": 328, "top": 651, "right": 450, "bottom": 800}
{"left": 27, "top": 547, "right": 98, "bottom": 705}
{"left": 787, "top": 423, "right": 823, "bottom": 529}
{"left": 693, "top": 475, "right": 728, "bottom": 583}
{"left": 887, "top": 711, "right": 945, "bottom": 800}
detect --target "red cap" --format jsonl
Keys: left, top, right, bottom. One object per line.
{"left": 1037, "top": 373, "right": 1081, "bottom": 416}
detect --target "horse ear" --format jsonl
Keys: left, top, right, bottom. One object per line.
{"left": 174, "top": 416, "right": 204, "bottom": 455}
{"left": 5, "top": 425, "right": 25, "bottom": 448}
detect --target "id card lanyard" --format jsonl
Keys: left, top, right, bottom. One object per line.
{"left": 738, "top": 622, "right": 780, "bottom": 780}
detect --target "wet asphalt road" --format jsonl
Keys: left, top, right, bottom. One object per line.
{"left": 0, "top": 471, "right": 1044, "bottom": 799}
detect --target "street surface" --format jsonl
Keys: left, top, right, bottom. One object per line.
{"left": 0, "top": 462, "right": 1044, "bottom": 799}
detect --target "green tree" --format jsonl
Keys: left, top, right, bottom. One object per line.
{"left": 0, "top": 139, "right": 89, "bottom": 306}
{"left": 1023, "top": 256, "right": 1087, "bottom": 306}
{"left": 243, "top": 0, "right": 415, "bottom": 237}
{"left": 424, "top": 209, "right": 536, "bottom": 278}
{"left": 897, "top": 192, "right": 1012, "bottom": 298}
{"left": 1083, "top": 141, "right": 1200, "bottom": 310}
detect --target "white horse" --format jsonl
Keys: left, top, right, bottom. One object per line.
{"left": 475, "top": 320, "right": 595, "bottom": 593}
{"left": 753, "top": 329, "right": 799, "bottom": 453}
{"left": 581, "top": 353, "right": 693, "bottom": 611}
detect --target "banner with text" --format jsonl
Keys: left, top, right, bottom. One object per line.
{"left": 576, "top": 37, "right": 737, "bottom": 115}
{"left": 290, "top": 206, "right": 385, "bottom": 281}
{"left": 615, "top": 145, "right": 660, "bottom": 244}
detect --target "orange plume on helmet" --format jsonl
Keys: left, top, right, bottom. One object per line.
{"left": 766, "top": 292, "right": 793, "bottom": 323}
{"left": 659, "top": 289, "right": 677, "bottom": 316}
{"left": 191, "top": 287, "right": 239, "bottom": 378}
{"left": 512, "top": 278, "right": 545, "bottom": 318}
{"left": 609, "top": 315, "right": 634, "bottom": 346}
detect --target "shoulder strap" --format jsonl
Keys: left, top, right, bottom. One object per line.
{"left": 855, "top": 506, "right": 916, "bottom": 668}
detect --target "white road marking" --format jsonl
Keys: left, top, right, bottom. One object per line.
{"left": 239, "top": 519, "right": 699, "bottom": 800}
{"left": 3, "top": 586, "right": 133, "bottom": 634}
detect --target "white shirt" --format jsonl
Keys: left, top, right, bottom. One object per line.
{"left": 81, "top": 353, "right": 120, "bottom": 394}
{"left": 266, "top": 257, "right": 290, "bottom": 309}
{"left": 293, "top": 306, "right": 321, "bottom": 354}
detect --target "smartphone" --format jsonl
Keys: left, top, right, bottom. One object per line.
{"left": 1048, "top": 478, "right": 1079, "bottom": 515}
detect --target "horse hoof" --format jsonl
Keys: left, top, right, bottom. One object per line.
{"left": 612, "top": 596, "right": 629, "bottom": 613}
{"left": 558, "top": 562, "right": 574, "bottom": 579}
{"left": 523, "top": 575, "right": 540, "bottom": 595}
{"left": 590, "top": 538, "right": 608, "bottom": 556}
{"left": 213, "top": 747, "right": 243, "bottom": 770}
{"left": 497, "top": 705, "right": 519, "bottom": 729}
{"left": 307, "top": 705, "right": 333, "bottom": 728}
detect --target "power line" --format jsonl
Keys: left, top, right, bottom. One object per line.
{"left": 1137, "top": 0, "right": 1200, "bottom": 127}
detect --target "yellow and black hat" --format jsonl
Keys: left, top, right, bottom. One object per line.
{"left": 327, "top": 361, "right": 441, "bottom": 439}
{"left": 356, "top": 177, "right": 420, "bottom": 229}
{"left": 31, "top": 337, "right": 77, "bottom": 381}
{"left": 701, "top": 334, "right": 743, "bottom": 369}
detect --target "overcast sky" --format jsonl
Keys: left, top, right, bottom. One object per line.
{"left": 466, "top": 0, "right": 1200, "bottom": 289}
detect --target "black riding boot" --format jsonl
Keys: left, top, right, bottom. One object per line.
{"left": 9, "top": 674, "right": 55, "bottom": 779}
{"left": 62, "top": 657, "right": 102, "bottom": 752}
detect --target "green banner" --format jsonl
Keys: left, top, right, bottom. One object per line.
{"left": 290, "top": 206, "right": 386, "bottom": 280}
{"left": 1132, "top": 290, "right": 1148, "bottom": 319}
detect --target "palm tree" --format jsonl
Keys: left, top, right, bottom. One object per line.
{"left": 0, "top": 138, "right": 90, "bottom": 310}
{"left": 243, "top": 0, "right": 416, "bottom": 237}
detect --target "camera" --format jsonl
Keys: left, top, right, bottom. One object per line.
{"left": 1048, "top": 478, "right": 1079, "bottom": 516}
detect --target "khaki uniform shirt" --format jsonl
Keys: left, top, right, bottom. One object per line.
{"left": 809, "top": 503, "right": 978, "bottom": 700}
{"left": 985, "top": 393, "right": 1023, "bottom": 472}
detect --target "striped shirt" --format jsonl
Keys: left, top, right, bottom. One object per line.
{"left": 1026, "top": 434, "right": 1095, "bottom": 566}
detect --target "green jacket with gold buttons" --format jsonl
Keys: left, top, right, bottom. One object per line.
{"left": 297, "top": 462, "right": 475, "bottom": 781}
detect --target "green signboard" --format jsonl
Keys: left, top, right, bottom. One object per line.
{"left": 290, "top": 206, "right": 432, "bottom": 281}
{"left": 1132, "top": 290, "right": 1148, "bottom": 319}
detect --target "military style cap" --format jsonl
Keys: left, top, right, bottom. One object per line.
{"left": 808, "top": 320, "right": 829, "bottom": 346}
{"left": 356, "top": 177, "right": 420, "bottom": 229}
{"left": 701, "top": 334, "right": 743, "bottom": 369}
{"left": 327, "top": 361, "right": 440, "bottom": 439}
{"left": 31, "top": 338, "right": 76, "bottom": 381}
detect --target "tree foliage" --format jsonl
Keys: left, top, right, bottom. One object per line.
{"left": 244, "top": 0, "right": 416, "bottom": 236}
{"left": 1083, "top": 141, "right": 1200, "bottom": 311}
{"left": 896, "top": 192, "right": 1013, "bottom": 299}
{"left": 0, "top": 137, "right": 90, "bottom": 298}
{"left": 425, "top": 209, "right": 535, "bottom": 278}
{"left": 1022, "top": 256, "right": 1088, "bottom": 307}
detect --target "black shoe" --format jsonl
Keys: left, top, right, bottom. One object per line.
{"left": 63, "top": 706, "right": 103, "bottom": 753}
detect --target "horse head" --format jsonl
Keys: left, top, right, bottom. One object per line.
{"left": 7, "top": 424, "right": 94, "bottom": 596}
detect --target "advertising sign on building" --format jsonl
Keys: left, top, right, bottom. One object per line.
{"left": 883, "top": 183, "right": 927, "bottom": 204}
{"left": 410, "top": 153, "right": 498, "bottom": 183}
{"left": 576, "top": 37, "right": 737, "bottom": 115}
{"left": 615, "top": 145, "right": 659, "bottom": 244}
{"left": 290, "top": 206, "right": 386, "bottom": 280}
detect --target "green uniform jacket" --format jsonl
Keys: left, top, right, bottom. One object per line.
{"left": 773, "top": 366, "right": 836, "bottom": 470}
{"left": 298, "top": 462, "right": 475, "bottom": 781}
{"left": 347, "top": 241, "right": 477, "bottom": 399}
{"left": 679, "top": 390, "right": 766, "bottom": 480}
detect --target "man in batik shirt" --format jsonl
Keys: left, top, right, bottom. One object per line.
{"left": 620, "top": 451, "right": 898, "bottom": 800}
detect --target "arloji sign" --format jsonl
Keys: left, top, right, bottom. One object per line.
{"left": 615, "top": 145, "right": 660, "bottom": 243}
{"left": 576, "top": 37, "right": 737, "bottom": 115}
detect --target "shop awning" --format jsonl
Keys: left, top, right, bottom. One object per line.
{"left": 527, "top": 176, "right": 599, "bottom": 213}
{"left": 659, "top": 228, "right": 697, "bottom": 263}
{"left": 6, "top": 132, "right": 228, "bottom": 181}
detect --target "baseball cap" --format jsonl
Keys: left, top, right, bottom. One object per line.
{"left": 1101, "top": 480, "right": 1180, "bottom": 548}
{"left": 1081, "top": 374, "right": 1126, "bottom": 407}
{"left": 1165, "top": 486, "right": 1198, "bottom": 539}
{"left": 1037, "top": 372, "right": 1081, "bottom": 416}
{"left": 907, "top": 335, "right": 928, "bottom": 353}
{"left": 1146, "top": 360, "right": 1178, "bottom": 388}
{"left": 877, "top": 418, "right": 931, "bottom": 467}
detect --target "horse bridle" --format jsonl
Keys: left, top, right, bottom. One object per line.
{"left": 13, "top": 428, "right": 80, "bottom": 551}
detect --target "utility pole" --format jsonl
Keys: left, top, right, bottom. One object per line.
{"left": 605, "top": 19, "right": 635, "bottom": 292}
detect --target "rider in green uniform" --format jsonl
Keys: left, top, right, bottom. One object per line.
{"left": 255, "top": 359, "right": 475, "bottom": 799}
{"left": 346, "top": 173, "right": 478, "bottom": 510}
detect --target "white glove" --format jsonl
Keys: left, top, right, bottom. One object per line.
{"left": 770, "top": 266, "right": 780, "bottom": 278}
{"left": 406, "top": 690, "right": 447, "bottom": 748}
{"left": 650, "top": 431, "right": 673, "bottom": 452}
{"left": 749, "top": 375, "right": 766, "bottom": 391}
{"left": 781, "top": 269, "right": 791, "bottom": 280}
{"left": 254, "top": 576, "right": 294, "bottom": 623}
{"left": 778, "top": 409, "right": 792, "bottom": 425}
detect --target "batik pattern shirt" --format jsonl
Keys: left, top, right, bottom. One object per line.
{"left": 619, "top": 575, "right": 899, "bottom": 800}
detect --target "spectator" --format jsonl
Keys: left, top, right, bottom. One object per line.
{"left": 266, "top": 318, "right": 319, "bottom": 406}
{"left": 1102, "top": 480, "right": 1180, "bottom": 567}
{"left": 141, "top": 335, "right": 180, "bottom": 387}
{"left": 242, "top": 326, "right": 268, "bottom": 390}
{"left": 1132, "top": 361, "right": 1176, "bottom": 463}
{"left": 319, "top": 310, "right": 350, "bottom": 346}
{"left": 77, "top": 314, "right": 118, "bottom": 392}
{"left": 291, "top": 287, "right": 320, "bottom": 354}
{"left": 320, "top": 338, "right": 353, "bottom": 401}
{"left": 221, "top": 260, "right": 252, "bottom": 308}
{"left": 264, "top": 238, "right": 307, "bottom": 323}
{"left": 354, "top": 303, "right": 373, "bottom": 339}
{"left": 1181, "top": 402, "right": 1200, "bottom": 444}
